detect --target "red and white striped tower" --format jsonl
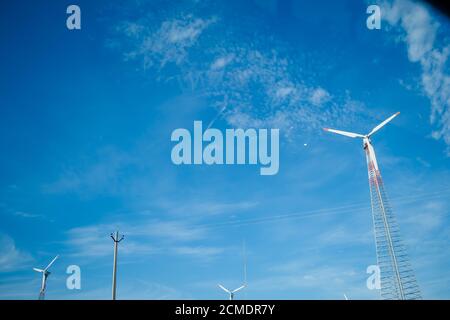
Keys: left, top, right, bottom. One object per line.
{"left": 324, "top": 112, "right": 421, "bottom": 300}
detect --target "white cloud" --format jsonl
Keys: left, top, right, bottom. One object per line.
{"left": 136, "top": 220, "right": 206, "bottom": 242}
{"left": 121, "top": 15, "right": 216, "bottom": 68}
{"left": 0, "top": 234, "right": 33, "bottom": 272}
{"left": 65, "top": 225, "right": 131, "bottom": 258}
{"left": 383, "top": 0, "right": 438, "bottom": 62}
{"left": 155, "top": 200, "right": 259, "bottom": 217}
{"left": 64, "top": 219, "right": 216, "bottom": 259}
{"left": 210, "top": 54, "right": 234, "bottom": 70}
{"left": 173, "top": 246, "right": 223, "bottom": 257}
{"left": 116, "top": 13, "right": 368, "bottom": 137}
{"left": 202, "top": 48, "right": 361, "bottom": 133}
{"left": 309, "top": 87, "right": 331, "bottom": 106}
{"left": 13, "top": 211, "right": 44, "bottom": 219}
{"left": 317, "top": 225, "right": 372, "bottom": 245}
{"left": 275, "top": 86, "right": 295, "bottom": 99}
{"left": 117, "top": 280, "right": 187, "bottom": 299}
{"left": 252, "top": 258, "right": 377, "bottom": 299}
{"left": 401, "top": 199, "right": 447, "bottom": 234}
{"left": 42, "top": 146, "right": 133, "bottom": 196}
{"left": 381, "top": 0, "right": 450, "bottom": 154}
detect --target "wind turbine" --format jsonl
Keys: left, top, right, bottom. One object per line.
{"left": 324, "top": 112, "right": 421, "bottom": 300}
{"left": 33, "top": 255, "right": 59, "bottom": 300}
{"left": 218, "top": 284, "right": 246, "bottom": 300}
{"left": 217, "top": 241, "right": 248, "bottom": 300}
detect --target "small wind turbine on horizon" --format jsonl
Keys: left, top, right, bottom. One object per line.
{"left": 33, "top": 255, "right": 59, "bottom": 300}
{"left": 217, "top": 240, "right": 248, "bottom": 300}
{"left": 218, "top": 284, "right": 246, "bottom": 300}
{"left": 324, "top": 112, "right": 421, "bottom": 300}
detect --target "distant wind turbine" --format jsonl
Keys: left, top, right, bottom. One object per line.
{"left": 218, "top": 284, "right": 246, "bottom": 300}
{"left": 33, "top": 255, "right": 59, "bottom": 300}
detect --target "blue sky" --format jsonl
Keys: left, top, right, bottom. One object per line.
{"left": 0, "top": 0, "right": 449, "bottom": 299}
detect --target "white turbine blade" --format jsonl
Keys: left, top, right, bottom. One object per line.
{"left": 44, "top": 255, "right": 59, "bottom": 271}
{"left": 323, "top": 128, "right": 364, "bottom": 138}
{"left": 218, "top": 284, "right": 231, "bottom": 294}
{"left": 232, "top": 285, "right": 246, "bottom": 293}
{"left": 33, "top": 268, "right": 44, "bottom": 273}
{"left": 367, "top": 112, "right": 400, "bottom": 137}
{"left": 344, "top": 293, "right": 349, "bottom": 300}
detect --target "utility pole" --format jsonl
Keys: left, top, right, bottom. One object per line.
{"left": 110, "top": 231, "right": 124, "bottom": 300}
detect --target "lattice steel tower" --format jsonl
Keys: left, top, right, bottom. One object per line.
{"left": 324, "top": 112, "right": 421, "bottom": 300}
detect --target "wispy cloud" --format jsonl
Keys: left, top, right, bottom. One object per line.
{"left": 399, "top": 198, "right": 449, "bottom": 242}
{"left": 172, "top": 246, "right": 224, "bottom": 257}
{"left": 0, "top": 234, "right": 33, "bottom": 272}
{"left": 316, "top": 224, "right": 373, "bottom": 246}
{"left": 42, "top": 146, "right": 133, "bottom": 196}
{"left": 252, "top": 257, "right": 378, "bottom": 299}
{"left": 114, "top": 8, "right": 370, "bottom": 138}
{"left": 152, "top": 199, "right": 259, "bottom": 217}
{"left": 120, "top": 14, "right": 217, "bottom": 68}
{"left": 12, "top": 211, "right": 51, "bottom": 222}
{"left": 13, "top": 211, "right": 43, "bottom": 219}
{"left": 0, "top": 277, "right": 39, "bottom": 299}
{"left": 64, "top": 219, "right": 220, "bottom": 259}
{"left": 381, "top": 0, "right": 450, "bottom": 154}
